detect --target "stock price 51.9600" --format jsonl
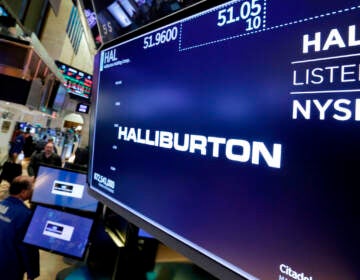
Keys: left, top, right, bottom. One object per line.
{"left": 143, "top": 27, "right": 178, "bottom": 49}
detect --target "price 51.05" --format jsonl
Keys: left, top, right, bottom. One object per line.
{"left": 217, "top": 0, "right": 263, "bottom": 31}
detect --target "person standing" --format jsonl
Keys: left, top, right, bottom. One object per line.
{"left": 0, "top": 175, "right": 40, "bottom": 280}
{"left": 23, "top": 127, "right": 34, "bottom": 158}
{"left": 27, "top": 142, "right": 62, "bottom": 177}
{"left": 9, "top": 130, "right": 25, "bottom": 158}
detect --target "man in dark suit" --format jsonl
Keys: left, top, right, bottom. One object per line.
{"left": 27, "top": 142, "right": 62, "bottom": 177}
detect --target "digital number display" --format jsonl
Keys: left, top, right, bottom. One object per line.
{"left": 217, "top": 0, "right": 263, "bottom": 30}
{"left": 143, "top": 27, "right": 179, "bottom": 49}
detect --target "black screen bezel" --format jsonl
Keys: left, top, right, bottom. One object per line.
{"left": 88, "top": 1, "right": 268, "bottom": 279}
{"left": 31, "top": 164, "right": 99, "bottom": 216}
{"left": 23, "top": 205, "right": 95, "bottom": 261}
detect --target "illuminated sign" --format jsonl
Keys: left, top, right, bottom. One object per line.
{"left": 55, "top": 60, "right": 92, "bottom": 100}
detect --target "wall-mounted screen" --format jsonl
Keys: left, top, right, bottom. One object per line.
{"left": 80, "top": 0, "right": 102, "bottom": 48}
{"left": 55, "top": 60, "right": 93, "bottom": 100}
{"left": 23, "top": 205, "right": 94, "bottom": 259}
{"left": 91, "top": 0, "right": 205, "bottom": 44}
{"left": 89, "top": 0, "right": 360, "bottom": 279}
{"left": 76, "top": 102, "right": 90, "bottom": 114}
{"left": 31, "top": 165, "right": 98, "bottom": 213}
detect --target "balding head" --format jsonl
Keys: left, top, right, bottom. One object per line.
{"left": 9, "top": 176, "right": 34, "bottom": 201}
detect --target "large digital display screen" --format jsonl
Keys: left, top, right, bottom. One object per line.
{"left": 23, "top": 205, "right": 94, "bottom": 259}
{"left": 91, "top": 0, "right": 205, "bottom": 44}
{"left": 55, "top": 60, "right": 93, "bottom": 100}
{"left": 31, "top": 165, "right": 98, "bottom": 213}
{"left": 80, "top": 0, "right": 102, "bottom": 48}
{"left": 89, "top": 1, "right": 360, "bottom": 279}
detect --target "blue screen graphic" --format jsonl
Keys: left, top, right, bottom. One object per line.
{"left": 90, "top": 1, "right": 360, "bottom": 279}
{"left": 23, "top": 206, "right": 94, "bottom": 259}
{"left": 31, "top": 165, "right": 98, "bottom": 213}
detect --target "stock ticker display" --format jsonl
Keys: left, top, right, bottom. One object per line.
{"left": 89, "top": 1, "right": 360, "bottom": 279}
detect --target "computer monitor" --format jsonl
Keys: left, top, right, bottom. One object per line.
{"left": 23, "top": 205, "right": 94, "bottom": 259}
{"left": 31, "top": 165, "right": 98, "bottom": 213}
{"left": 90, "top": 0, "right": 205, "bottom": 44}
{"left": 88, "top": 0, "right": 360, "bottom": 279}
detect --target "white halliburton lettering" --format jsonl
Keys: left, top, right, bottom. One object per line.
{"left": 117, "top": 126, "right": 282, "bottom": 168}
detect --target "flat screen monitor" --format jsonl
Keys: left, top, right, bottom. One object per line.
{"left": 55, "top": 60, "right": 93, "bottom": 100}
{"left": 23, "top": 205, "right": 94, "bottom": 259}
{"left": 76, "top": 102, "right": 90, "bottom": 114}
{"left": 91, "top": 0, "right": 205, "bottom": 44}
{"left": 89, "top": 0, "right": 360, "bottom": 279}
{"left": 81, "top": 0, "right": 102, "bottom": 47}
{"left": 31, "top": 165, "right": 98, "bottom": 213}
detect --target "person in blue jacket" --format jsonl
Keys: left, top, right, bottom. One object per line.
{"left": 0, "top": 176, "right": 40, "bottom": 280}
{"left": 9, "top": 130, "right": 25, "bottom": 157}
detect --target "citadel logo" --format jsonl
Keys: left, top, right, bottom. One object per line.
{"left": 279, "top": 264, "right": 313, "bottom": 280}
